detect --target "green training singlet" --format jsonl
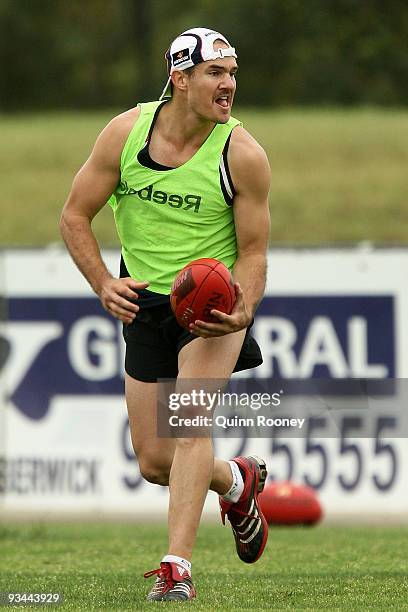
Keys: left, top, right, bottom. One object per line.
{"left": 108, "top": 100, "right": 242, "bottom": 294}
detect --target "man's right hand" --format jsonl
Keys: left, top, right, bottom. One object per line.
{"left": 98, "top": 277, "right": 149, "bottom": 324}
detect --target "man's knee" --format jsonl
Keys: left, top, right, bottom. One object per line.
{"left": 175, "top": 437, "right": 212, "bottom": 452}
{"left": 136, "top": 449, "right": 172, "bottom": 486}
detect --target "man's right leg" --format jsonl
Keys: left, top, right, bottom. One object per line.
{"left": 126, "top": 373, "right": 237, "bottom": 601}
{"left": 125, "top": 374, "right": 175, "bottom": 486}
{"left": 125, "top": 373, "right": 234, "bottom": 491}
{"left": 126, "top": 372, "right": 267, "bottom": 600}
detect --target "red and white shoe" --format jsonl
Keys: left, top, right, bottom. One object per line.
{"left": 144, "top": 562, "right": 196, "bottom": 601}
{"left": 219, "top": 455, "right": 268, "bottom": 563}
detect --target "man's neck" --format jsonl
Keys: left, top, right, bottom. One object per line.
{"left": 157, "top": 99, "right": 215, "bottom": 150}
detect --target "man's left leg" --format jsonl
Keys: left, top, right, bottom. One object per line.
{"left": 145, "top": 331, "right": 246, "bottom": 601}
{"left": 145, "top": 330, "right": 268, "bottom": 601}
{"left": 167, "top": 330, "right": 247, "bottom": 563}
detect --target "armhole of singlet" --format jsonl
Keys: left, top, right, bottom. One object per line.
{"left": 219, "top": 132, "right": 236, "bottom": 206}
{"left": 137, "top": 100, "right": 174, "bottom": 171}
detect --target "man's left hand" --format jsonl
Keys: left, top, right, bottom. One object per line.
{"left": 189, "top": 282, "right": 252, "bottom": 338}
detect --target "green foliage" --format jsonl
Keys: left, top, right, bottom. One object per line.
{"left": 0, "top": 0, "right": 408, "bottom": 109}
{"left": 0, "top": 522, "right": 408, "bottom": 609}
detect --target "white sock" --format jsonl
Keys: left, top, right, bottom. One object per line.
{"left": 162, "top": 554, "right": 191, "bottom": 575}
{"left": 221, "top": 460, "right": 244, "bottom": 503}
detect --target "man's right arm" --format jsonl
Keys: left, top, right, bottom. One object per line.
{"left": 60, "top": 107, "right": 148, "bottom": 324}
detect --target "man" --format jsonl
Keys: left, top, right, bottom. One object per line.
{"left": 60, "top": 27, "right": 271, "bottom": 602}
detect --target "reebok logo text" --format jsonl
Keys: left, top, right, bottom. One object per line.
{"left": 119, "top": 181, "right": 201, "bottom": 212}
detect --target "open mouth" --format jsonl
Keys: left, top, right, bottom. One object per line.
{"left": 215, "top": 95, "right": 230, "bottom": 109}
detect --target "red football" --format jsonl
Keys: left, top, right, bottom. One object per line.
{"left": 170, "top": 258, "right": 236, "bottom": 330}
{"left": 259, "top": 481, "right": 323, "bottom": 526}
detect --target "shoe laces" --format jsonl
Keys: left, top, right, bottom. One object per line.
{"left": 221, "top": 501, "right": 259, "bottom": 525}
{"left": 144, "top": 563, "right": 174, "bottom": 591}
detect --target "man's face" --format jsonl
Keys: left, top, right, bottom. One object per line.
{"left": 182, "top": 41, "right": 238, "bottom": 124}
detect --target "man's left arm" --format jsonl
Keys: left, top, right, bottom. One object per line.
{"left": 190, "top": 127, "right": 271, "bottom": 337}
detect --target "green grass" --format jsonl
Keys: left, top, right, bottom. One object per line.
{"left": 0, "top": 522, "right": 407, "bottom": 610}
{"left": 1, "top": 108, "right": 408, "bottom": 246}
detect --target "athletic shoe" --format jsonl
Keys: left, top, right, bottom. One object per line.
{"left": 144, "top": 562, "right": 196, "bottom": 601}
{"left": 219, "top": 455, "right": 268, "bottom": 563}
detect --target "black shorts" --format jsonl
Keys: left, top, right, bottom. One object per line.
{"left": 123, "top": 302, "right": 263, "bottom": 382}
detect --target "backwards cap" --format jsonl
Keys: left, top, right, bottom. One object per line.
{"left": 159, "top": 27, "right": 237, "bottom": 100}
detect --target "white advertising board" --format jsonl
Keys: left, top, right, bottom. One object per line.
{"left": 0, "top": 248, "right": 407, "bottom": 518}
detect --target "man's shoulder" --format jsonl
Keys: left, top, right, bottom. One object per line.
{"left": 229, "top": 126, "right": 270, "bottom": 176}
{"left": 105, "top": 106, "right": 141, "bottom": 141}
{"left": 104, "top": 100, "right": 164, "bottom": 144}
{"left": 93, "top": 106, "right": 142, "bottom": 165}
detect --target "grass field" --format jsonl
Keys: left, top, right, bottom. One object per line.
{"left": 1, "top": 522, "right": 408, "bottom": 610}
{"left": 1, "top": 108, "right": 408, "bottom": 246}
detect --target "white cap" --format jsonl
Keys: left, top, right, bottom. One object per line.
{"left": 165, "top": 27, "right": 237, "bottom": 75}
{"left": 159, "top": 27, "right": 237, "bottom": 100}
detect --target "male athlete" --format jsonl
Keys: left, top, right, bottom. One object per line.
{"left": 60, "top": 28, "right": 271, "bottom": 602}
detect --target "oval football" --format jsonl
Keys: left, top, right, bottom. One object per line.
{"left": 259, "top": 481, "right": 323, "bottom": 525}
{"left": 171, "top": 258, "right": 236, "bottom": 330}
